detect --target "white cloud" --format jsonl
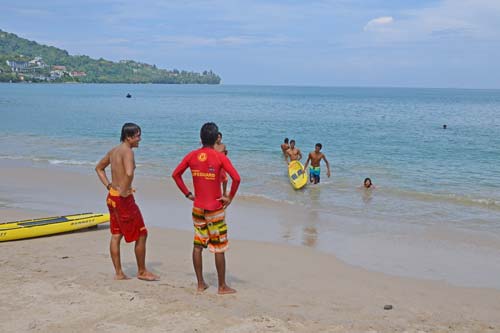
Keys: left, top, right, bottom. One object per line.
{"left": 364, "top": 16, "right": 394, "bottom": 31}
{"left": 361, "top": 0, "right": 500, "bottom": 43}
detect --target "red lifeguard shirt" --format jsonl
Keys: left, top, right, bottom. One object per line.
{"left": 172, "top": 147, "right": 241, "bottom": 211}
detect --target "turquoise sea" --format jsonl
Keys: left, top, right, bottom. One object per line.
{"left": 2, "top": 84, "right": 500, "bottom": 287}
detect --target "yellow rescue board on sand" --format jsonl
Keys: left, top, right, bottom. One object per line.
{"left": 0, "top": 213, "right": 110, "bottom": 242}
{"left": 288, "top": 160, "right": 307, "bottom": 190}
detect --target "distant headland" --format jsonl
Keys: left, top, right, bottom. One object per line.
{"left": 0, "top": 29, "right": 221, "bottom": 84}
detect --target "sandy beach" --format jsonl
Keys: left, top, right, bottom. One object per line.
{"left": 1, "top": 162, "right": 500, "bottom": 332}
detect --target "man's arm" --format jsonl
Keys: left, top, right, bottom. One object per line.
{"left": 322, "top": 154, "right": 331, "bottom": 177}
{"left": 220, "top": 155, "right": 241, "bottom": 207}
{"left": 123, "top": 149, "right": 135, "bottom": 179}
{"left": 121, "top": 149, "right": 135, "bottom": 191}
{"left": 284, "top": 149, "right": 290, "bottom": 164}
{"left": 171, "top": 154, "right": 192, "bottom": 197}
{"left": 303, "top": 153, "right": 312, "bottom": 170}
{"left": 298, "top": 149, "right": 302, "bottom": 161}
{"left": 95, "top": 151, "right": 111, "bottom": 190}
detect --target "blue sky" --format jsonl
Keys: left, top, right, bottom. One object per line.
{"left": 2, "top": 0, "right": 499, "bottom": 88}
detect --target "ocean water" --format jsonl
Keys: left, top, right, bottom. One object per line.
{"left": 2, "top": 84, "right": 500, "bottom": 287}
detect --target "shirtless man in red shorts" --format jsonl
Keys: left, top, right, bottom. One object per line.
{"left": 96, "top": 123, "right": 159, "bottom": 281}
{"left": 172, "top": 122, "right": 241, "bottom": 294}
{"left": 214, "top": 131, "right": 228, "bottom": 196}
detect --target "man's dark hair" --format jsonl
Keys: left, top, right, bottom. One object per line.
{"left": 200, "top": 122, "right": 219, "bottom": 146}
{"left": 284, "top": 138, "right": 289, "bottom": 143}
{"left": 120, "top": 123, "right": 141, "bottom": 142}
{"left": 315, "top": 143, "right": 322, "bottom": 149}
{"left": 290, "top": 139, "right": 295, "bottom": 144}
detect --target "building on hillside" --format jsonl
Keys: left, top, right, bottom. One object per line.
{"left": 32, "top": 75, "right": 49, "bottom": 81}
{"left": 52, "top": 65, "right": 66, "bottom": 71}
{"left": 6, "top": 60, "right": 29, "bottom": 72}
{"left": 7, "top": 57, "right": 47, "bottom": 73}
{"left": 70, "top": 71, "right": 87, "bottom": 77}
{"left": 50, "top": 70, "right": 64, "bottom": 79}
{"left": 28, "top": 57, "right": 47, "bottom": 68}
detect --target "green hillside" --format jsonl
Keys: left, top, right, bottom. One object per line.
{"left": 0, "top": 29, "right": 221, "bottom": 84}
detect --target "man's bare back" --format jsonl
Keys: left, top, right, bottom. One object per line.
{"left": 96, "top": 133, "right": 140, "bottom": 197}
{"left": 109, "top": 144, "right": 135, "bottom": 196}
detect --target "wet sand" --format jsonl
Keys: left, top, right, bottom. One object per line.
{"left": 1, "top": 162, "right": 500, "bottom": 332}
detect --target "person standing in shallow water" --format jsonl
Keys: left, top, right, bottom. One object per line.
{"left": 285, "top": 139, "right": 302, "bottom": 164}
{"left": 172, "top": 122, "right": 241, "bottom": 294}
{"left": 303, "top": 143, "right": 331, "bottom": 184}
{"left": 214, "top": 132, "right": 228, "bottom": 196}
{"left": 95, "top": 122, "right": 159, "bottom": 281}
{"left": 281, "top": 138, "right": 290, "bottom": 160}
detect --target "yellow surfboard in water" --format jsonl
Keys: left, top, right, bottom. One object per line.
{"left": 288, "top": 160, "right": 308, "bottom": 190}
{"left": 0, "top": 213, "right": 109, "bottom": 241}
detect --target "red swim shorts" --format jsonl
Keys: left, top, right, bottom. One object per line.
{"left": 106, "top": 188, "right": 147, "bottom": 243}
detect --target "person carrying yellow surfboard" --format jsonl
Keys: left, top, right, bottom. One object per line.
{"left": 285, "top": 139, "right": 302, "bottom": 164}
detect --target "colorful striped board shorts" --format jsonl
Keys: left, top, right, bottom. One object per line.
{"left": 309, "top": 166, "right": 321, "bottom": 182}
{"left": 192, "top": 207, "right": 228, "bottom": 253}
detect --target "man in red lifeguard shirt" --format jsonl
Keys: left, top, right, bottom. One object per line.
{"left": 172, "top": 122, "right": 241, "bottom": 294}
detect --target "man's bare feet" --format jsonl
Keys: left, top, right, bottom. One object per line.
{"left": 197, "top": 282, "right": 209, "bottom": 292}
{"left": 114, "top": 273, "right": 130, "bottom": 280}
{"left": 137, "top": 271, "right": 160, "bottom": 281}
{"left": 218, "top": 285, "right": 236, "bottom": 295}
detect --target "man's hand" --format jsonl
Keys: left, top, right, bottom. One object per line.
{"left": 218, "top": 195, "right": 232, "bottom": 209}
{"left": 327, "top": 170, "right": 331, "bottom": 178}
